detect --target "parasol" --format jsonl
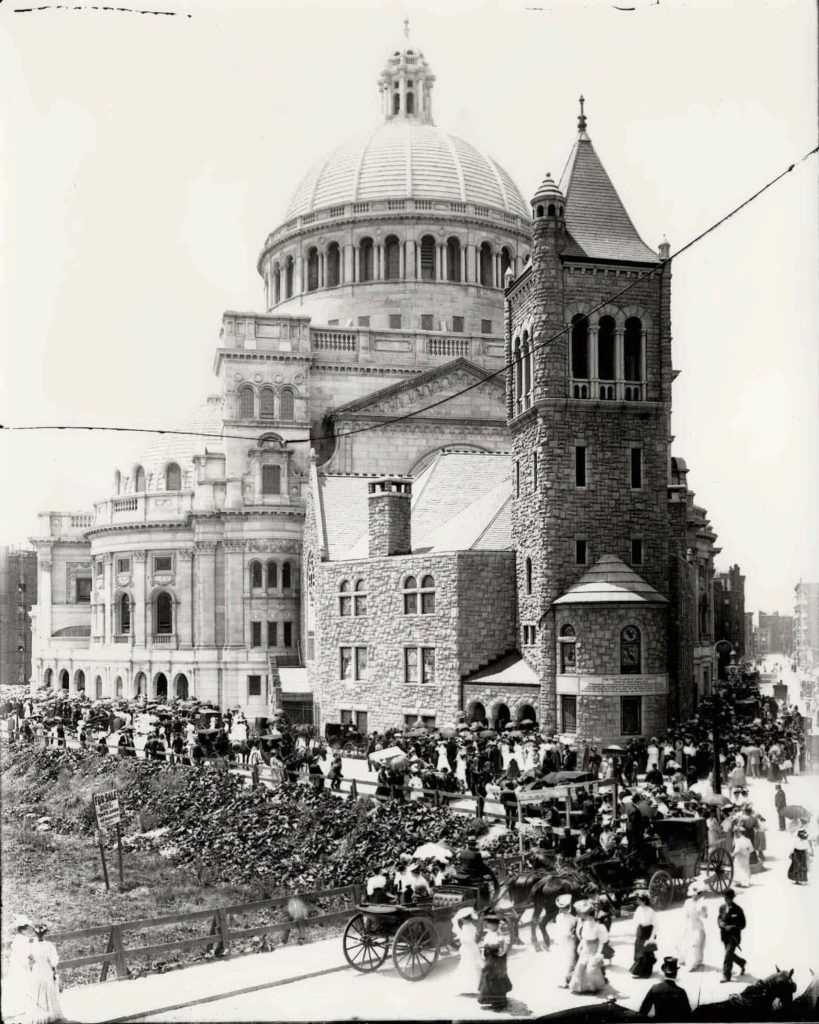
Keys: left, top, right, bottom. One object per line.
{"left": 521, "top": 719, "right": 536, "bottom": 727}
{"left": 413, "top": 842, "right": 454, "bottom": 861}
{"left": 470, "top": 722, "right": 482, "bottom": 732}
{"left": 507, "top": 730, "right": 524, "bottom": 739}
{"left": 478, "top": 729, "right": 496, "bottom": 738}
{"left": 541, "top": 770, "right": 593, "bottom": 785}
{"left": 368, "top": 746, "right": 406, "bottom": 764}
{"left": 405, "top": 728, "right": 428, "bottom": 738}
{"left": 390, "top": 755, "right": 410, "bottom": 772}
{"left": 603, "top": 744, "right": 626, "bottom": 755}
{"left": 504, "top": 722, "right": 515, "bottom": 731}
{"left": 702, "top": 793, "right": 733, "bottom": 807}
{"left": 439, "top": 727, "right": 457, "bottom": 739}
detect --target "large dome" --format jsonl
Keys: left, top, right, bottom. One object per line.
{"left": 284, "top": 120, "right": 528, "bottom": 222}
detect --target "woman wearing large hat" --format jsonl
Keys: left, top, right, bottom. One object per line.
{"left": 4, "top": 914, "right": 33, "bottom": 1021}
{"left": 678, "top": 880, "right": 708, "bottom": 971}
{"left": 477, "top": 913, "right": 513, "bottom": 1010}
{"left": 552, "top": 894, "right": 578, "bottom": 988}
{"left": 568, "top": 901, "right": 608, "bottom": 995}
{"left": 788, "top": 828, "right": 812, "bottom": 884}
{"left": 28, "top": 924, "right": 64, "bottom": 1024}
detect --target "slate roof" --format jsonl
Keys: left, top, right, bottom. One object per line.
{"left": 553, "top": 554, "right": 668, "bottom": 605}
{"left": 316, "top": 450, "right": 513, "bottom": 560}
{"left": 559, "top": 132, "right": 659, "bottom": 265}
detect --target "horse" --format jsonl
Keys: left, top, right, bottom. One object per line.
{"left": 491, "top": 865, "right": 596, "bottom": 951}
{"left": 691, "top": 968, "right": 797, "bottom": 1022}
{"left": 783, "top": 968, "right": 819, "bottom": 1021}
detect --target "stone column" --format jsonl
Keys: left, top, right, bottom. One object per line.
{"left": 376, "top": 243, "right": 384, "bottom": 281}
{"left": 177, "top": 549, "right": 194, "bottom": 648}
{"left": 103, "top": 554, "right": 114, "bottom": 642}
{"left": 353, "top": 245, "right": 359, "bottom": 283}
{"left": 133, "top": 550, "right": 147, "bottom": 647}
{"left": 195, "top": 542, "right": 216, "bottom": 646}
{"left": 224, "top": 541, "right": 245, "bottom": 646}
{"left": 460, "top": 247, "right": 466, "bottom": 282}
{"left": 37, "top": 552, "right": 53, "bottom": 642}
{"left": 435, "top": 244, "right": 443, "bottom": 281}
{"left": 344, "top": 244, "right": 354, "bottom": 283}
{"left": 589, "top": 326, "right": 599, "bottom": 390}
{"left": 294, "top": 255, "right": 304, "bottom": 295}
{"left": 615, "top": 328, "right": 625, "bottom": 398}
{"left": 466, "top": 244, "right": 476, "bottom": 283}
{"left": 406, "top": 239, "right": 416, "bottom": 279}
{"left": 399, "top": 242, "right": 406, "bottom": 279}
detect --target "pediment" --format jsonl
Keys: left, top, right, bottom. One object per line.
{"left": 332, "top": 358, "right": 506, "bottom": 420}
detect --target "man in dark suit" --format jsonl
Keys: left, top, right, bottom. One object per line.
{"left": 718, "top": 888, "right": 747, "bottom": 982}
{"left": 639, "top": 956, "right": 692, "bottom": 1020}
{"left": 774, "top": 783, "right": 787, "bottom": 830}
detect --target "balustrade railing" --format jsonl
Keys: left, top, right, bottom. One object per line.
{"left": 152, "top": 633, "right": 175, "bottom": 646}
{"left": 571, "top": 379, "right": 645, "bottom": 402}
{"left": 312, "top": 330, "right": 358, "bottom": 352}
{"left": 70, "top": 515, "right": 93, "bottom": 528}
{"left": 112, "top": 497, "right": 138, "bottom": 513}
{"left": 427, "top": 336, "right": 470, "bottom": 358}
{"left": 113, "top": 634, "right": 131, "bottom": 644}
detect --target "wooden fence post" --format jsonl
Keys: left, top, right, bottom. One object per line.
{"left": 100, "top": 926, "right": 116, "bottom": 982}
{"left": 111, "top": 925, "right": 129, "bottom": 978}
{"left": 349, "top": 778, "right": 358, "bottom": 799}
{"left": 216, "top": 907, "right": 231, "bottom": 957}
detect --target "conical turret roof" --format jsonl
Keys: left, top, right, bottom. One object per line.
{"left": 553, "top": 554, "right": 667, "bottom": 605}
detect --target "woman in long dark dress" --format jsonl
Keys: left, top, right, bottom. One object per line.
{"left": 788, "top": 828, "right": 811, "bottom": 884}
{"left": 478, "top": 914, "right": 512, "bottom": 1010}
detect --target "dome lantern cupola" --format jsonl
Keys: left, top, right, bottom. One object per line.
{"left": 531, "top": 172, "right": 565, "bottom": 221}
{"left": 379, "top": 17, "right": 436, "bottom": 125}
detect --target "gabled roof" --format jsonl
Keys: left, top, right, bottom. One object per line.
{"left": 559, "top": 132, "right": 659, "bottom": 265}
{"left": 331, "top": 357, "right": 503, "bottom": 417}
{"left": 462, "top": 651, "right": 539, "bottom": 686}
{"left": 553, "top": 554, "right": 668, "bottom": 605}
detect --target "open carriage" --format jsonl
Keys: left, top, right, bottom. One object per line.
{"left": 342, "top": 885, "right": 478, "bottom": 980}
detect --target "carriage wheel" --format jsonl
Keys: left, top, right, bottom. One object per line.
{"left": 702, "top": 846, "right": 734, "bottom": 893}
{"left": 648, "top": 869, "right": 674, "bottom": 910}
{"left": 392, "top": 917, "right": 439, "bottom": 981}
{"left": 342, "top": 914, "right": 390, "bottom": 973}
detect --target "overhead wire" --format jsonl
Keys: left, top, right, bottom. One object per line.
{"left": 2, "top": 143, "right": 816, "bottom": 449}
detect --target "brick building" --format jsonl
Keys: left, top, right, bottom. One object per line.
{"left": 794, "top": 581, "right": 819, "bottom": 672}
{"left": 713, "top": 564, "right": 746, "bottom": 675}
{"left": 0, "top": 547, "right": 38, "bottom": 688}
{"left": 757, "top": 610, "right": 794, "bottom": 657}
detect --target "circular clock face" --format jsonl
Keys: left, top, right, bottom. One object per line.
{"left": 622, "top": 626, "right": 639, "bottom": 643}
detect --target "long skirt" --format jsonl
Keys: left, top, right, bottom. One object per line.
{"left": 28, "top": 965, "right": 63, "bottom": 1024}
{"left": 733, "top": 851, "right": 752, "bottom": 887}
{"left": 681, "top": 926, "right": 706, "bottom": 970}
{"left": 478, "top": 950, "right": 512, "bottom": 1008}
{"left": 570, "top": 951, "right": 607, "bottom": 994}
{"left": 634, "top": 923, "right": 653, "bottom": 961}
{"left": 788, "top": 848, "right": 808, "bottom": 883}
{"left": 553, "top": 937, "right": 578, "bottom": 985}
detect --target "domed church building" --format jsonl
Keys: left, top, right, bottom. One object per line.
{"left": 29, "top": 30, "right": 530, "bottom": 718}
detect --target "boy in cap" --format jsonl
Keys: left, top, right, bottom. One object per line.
{"left": 638, "top": 957, "right": 692, "bottom": 1020}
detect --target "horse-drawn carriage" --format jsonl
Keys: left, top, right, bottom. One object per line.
{"left": 586, "top": 816, "right": 733, "bottom": 910}
{"left": 342, "top": 885, "right": 479, "bottom": 980}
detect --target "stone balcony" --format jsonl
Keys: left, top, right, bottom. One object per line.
{"left": 92, "top": 491, "right": 194, "bottom": 529}
{"left": 570, "top": 379, "right": 645, "bottom": 402}
{"left": 35, "top": 511, "right": 95, "bottom": 541}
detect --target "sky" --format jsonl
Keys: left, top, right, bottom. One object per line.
{"left": 0, "top": 0, "right": 817, "bottom": 617}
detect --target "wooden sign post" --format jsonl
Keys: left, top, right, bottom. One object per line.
{"left": 93, "top": 790, "right": 124, "bottom": 891}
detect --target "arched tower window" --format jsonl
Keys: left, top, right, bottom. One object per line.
{"left": 280, "top": 388, "right": 295, "bottom": 421}
{"left": 384, "top": 235, "right": 400, "bottom": 280}
{"left": 165, "top": 463, "right": 181, "bottom": 491}
{"left": 338, "top": 579, "right": 351, "bottom": 616}
{"left": 250, "top": 561, "right": 263, "bottom": 589}
{"left": 522, "top": 331, "right": 532, "bottom": 403}
{"left": 392, "top": 92, "right": 400, "bottom": 115}
{"left": 134, "top": 465, "right": 146, "bottom": 492}
{"left": 525, "top": 557, "right": 532, "bottom": 594}
{"left": 359, "top": 237, "right": 374, "bottom": 282}
{"left": 406, "top": 91, "right": 415, "bottom": 115}
{"left": 620, "top": 625, "right": 641, "bottom": 674}
{"left": 306, "top": 247, "right": 319, "bottom": 292}
{"left": 282, "top": 561, "right": 293, "bottom": 589}
{"left": 239, "top": 385, "right": 255, "bottom": 419}
{"left": 571, "top": 315, "right": 589, "bottom": 379}
{"left": 273, "top": 264, "right": 281, "bottom": 304}
{"left": 598, "top": 315, "right": 616, "bottom": 381}
{"left": 479, "top": 242, "right": 493, "bottom": 286}
{"left": 500, "top": 247, "right": 512, "bottom": 281}
{"left": 284, "top": 257, "right": 294, "bottom": 299}
{"left": 560, "top": 623, "right": 577, "bottom": 673}
{"left": 154, "top": 592, "right": 173, "bottom": 635}
{"left": 624, "top": 317, "right": 643, "bottom": 381}
{"left": 420, "top": 235, "right": 436, "bottom": 280}
{"left": 326, "top": 243, "right": 340, "bottom": 287}
{"left": 446, "top": 237, "right": 461, "bottom": 282}
{"left": 266, "top": 561, "right": 278, "bottom": 588}
{"left": 513, "top": 337, "right": 522, "bottom": 411}
{"left": 259, "top": 387, "right": 275, "bottom": 420}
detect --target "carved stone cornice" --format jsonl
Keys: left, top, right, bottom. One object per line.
{"left": 194, "top": 541, "right": 218, "bottom": 552}
{"left": 177, "top": 549, "right": 195, "bottom": 561}
{"left": 224, "top": 540, "right": 246, "bottom": 553}
{"left": 40, "top": 560, "right": 52, "bottom": 573}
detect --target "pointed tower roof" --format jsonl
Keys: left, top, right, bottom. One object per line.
{"left": 558, "top": 98, "right": 659, "bottom": 265}
{"left": 553, "top": 554, "right": 668, "bottom": 605}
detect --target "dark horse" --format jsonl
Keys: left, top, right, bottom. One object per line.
{"left": 491, "top": 865, "right": 597, "bottom": 951}
{"left": 691, "top": 968, "right": 797, "bottom": 1022}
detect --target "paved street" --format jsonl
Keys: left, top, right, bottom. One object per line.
{"left": 59, "top": 774, "right": 819, "bottom": 1023}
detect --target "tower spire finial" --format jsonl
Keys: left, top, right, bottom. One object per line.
{"left": 578, "top": 94, "right": 587, "bottom": 133}
{"left": 403, "top": 14, "right": 410, "bottom": 40}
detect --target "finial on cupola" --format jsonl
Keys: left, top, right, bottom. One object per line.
{"left": 658, "top": 236, "right": 670, "bottom": 260}
{"left": 578, "top": 95, "right": 588, "bottom": 134}
{"left": 403, "top": 14, "right": 410, "bottom": 40}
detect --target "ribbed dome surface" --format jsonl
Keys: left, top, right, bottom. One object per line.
{"left": 123, "top": 396, "right": 224, "bottom": 491}
{"left": 284, "top": 121, "right": 528, "bottom": 220}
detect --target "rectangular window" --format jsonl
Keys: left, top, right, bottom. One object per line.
{"left": 404, "top": 647, "right": 418, "bottom": 685}
{"left": 355, "top": 647, "right": 368, "bottom": 680}
{"left": 154, "top": 555, "right": 173, "bottom": 573}
{"left": 96, "top": 561, "right": 103, "bottom": 578}
{"left": 267, "top": 621, "right": 278, "bottom": 647}
{"left": 421, "top": 647, "right": 435, "bottom": 684}
{"left": 452, "top": 316, "right": 465, "bottom": 333}
{"left": 389, "top": 313, "right": 402, "bottom": 329}
{"left": 630, "top": 447, "right": 643, "bottom": 489}
{"left": 340, "top": 647, "right": 353, "bottom": 680}
{"left": 421, "top": 313, "right": 434, "bottom": 331}
{"left": 575, "top": 539, "right": 588, "bottom": 565}
{"left": 248, "top": 675, "right": 262, "bottom": 697}
{"left": 355, "top": 711, "right": 368, "bottom": 733}
{"left": 532, "top": 453, "right": 538, "bottom": 490}
{"left": 75, "top": 577, "right": 92, "bottom": 603}
{"left": 515, "top": 460, "right": 520, "bottom": 497}
{"left": 631, "top": 538, "right": 643, "bottom": 565}
{"left": 251, "top": 621, "right": 262, "bottom": 647}
{"left": 621, "top": 696, "right": 643, "bottom": 735}
{"left": 262, "top": 465, "right": 281, "bottom": 495}
{"left": 523, "top": 624, "right": 537, "bottom": 645}
{"left": 357, "top": 315, "right": 370, "bottom": 327}
{"left": 327, "top": 319, "right": 339, "bottom": 326}
{"left": 283, "top": 621, "right": 293, "bottom": 647}
{"left": 340, "top": 709, "right": 353, "bottom": 725}
{"left": 560, "top": 639, "right": 576, "bottom": 673}
{"left": 116, "top": 558, "right": 130, "bottom": 574}
{"left": 481, "top": 319, "right": 492, "bottom": 335}
{"left": 561, "top": 695, "right": 577, "bottom": 733}
{"left": 575, "top": 445, "right": 587, "bottom": 487}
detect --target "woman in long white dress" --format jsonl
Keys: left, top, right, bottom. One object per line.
{"left": 28, "top": 925, "right": 63, "bottom": 1024}
{"left": 455, "top": 749, "right": 468, "bottom": 787}
{"left": 436, "top": 741, "right": 449, "bottom": 772}
{"left": 569, "top": 902, "right": 607, "bottom": 995}
{"left": 732, "top": 829, "right": 754, "bottom": 887}
{"left": 452, "top": 908, "right": 482, "bottom": 995}
{"left": 678, "top": 881, "right": 708, "bottom": 971}
{"left": 408, "top": 769, "right": 424, "bottom": 801}
{"left": 551, "top": 894, "right": 578, "bottom": 988}
{"left": 3, "top": 915, "right": 33, "bottom": 1021}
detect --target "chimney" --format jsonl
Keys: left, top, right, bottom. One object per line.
{"left": 368, "top": 477, "right": 412, "bottom": 557}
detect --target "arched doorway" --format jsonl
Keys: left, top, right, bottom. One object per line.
{"left": 467, "top": 701, "right": 486, "bottom": 725}
{"left": 95, "top": 675, "right": 103, "bottom": 699}
{"left": 44, "top": 668, "right": 53, "bottom": 688}
{"left": 155, "top": 672, "right": 168, "bottom": 701}
{"left": 115, "top": 676, "right": 124, "bottom": 698}
{"left": 175, "top": 673, "right": 189, "bottom": 700}
{"left": 74, "top": 669, "right": 86, "bottom": 692}
{"left": 59, "top": 669, "right": 69, "bottom": 692}
{"left": 517, "top": 704, "right": 537, "bottom": 727}
{"left": 493, "top": 703, "right": 510, "bottom": 732}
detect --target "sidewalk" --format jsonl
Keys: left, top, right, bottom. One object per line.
{"left": 61, "top": 935, "right": 346, "bottom": 1023}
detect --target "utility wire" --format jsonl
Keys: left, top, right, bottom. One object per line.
{"left": 2, "top": 143, "right": 816, "bottom": 449}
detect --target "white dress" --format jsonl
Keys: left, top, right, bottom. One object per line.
{"left": 455, "top": 752, "right": 468, "bottom": 786}
{"left": 551, "top": 910, "right": 578, "bottom": 984}
{"left": 408, "top": 775, "right": 424, "bottom": 801}
{"left": 569, "top": 919, "right": 607, "bottom": 994}
{"left": 436, "top": 743, "right": 449, "bottom": 772}
{"left": 3, "top": 933, "right": 32, "bottom": 1020}
{"left": 679, "top": 896, "right": 707, "bottom": 970}
{"left": 452, "top": 918, "right": 482, "bottom": 994}
{"left": 28, "top": 940, "right": 63, "bottom": 1024}
{"left": 733, "top": 835, "right": 753, "bottom": 887}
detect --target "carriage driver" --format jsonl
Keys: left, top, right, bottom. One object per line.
{"left": 455, "top": 837, "right": 499, "bottom": 898}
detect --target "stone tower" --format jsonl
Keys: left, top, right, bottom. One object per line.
{"left": 505, "top": 101, "right": 674, "bottom": 743}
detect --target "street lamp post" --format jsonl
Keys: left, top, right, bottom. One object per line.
{"left": 708, "top": 641, "right": 737, "bottom": 794}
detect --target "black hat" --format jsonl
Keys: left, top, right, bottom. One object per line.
{"left": 483, "top": 913, "right": 501, "bottom": 925}
{"left": 723, "top": 888, "right": 736, "bottom": 899}
{"left": 661, "top": 956, "right": 679, "bottom": 976}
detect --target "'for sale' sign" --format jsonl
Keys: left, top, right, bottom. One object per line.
{"left": 93, "top": 790, "right": 121, "bottom": 832}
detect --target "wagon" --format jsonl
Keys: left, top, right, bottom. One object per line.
{"left": 342, "top": 885, "right": 477, "bottom": 980}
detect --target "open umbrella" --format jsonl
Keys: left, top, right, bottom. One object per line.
{"left": 439, "top": 727, "right": 457, "bottom": 739}
{"left": 413, "top": 842, "right": 453, "bottom": 861}
{"left": 479, "top": 729, "right": 496, "bottom": 738}
{"left": 521, "top": 719, "right": 536, "bottom": 727}
{"left": 406, "top": 728, "right": 428, "bottom": 738}
{"left": 470, "top": 722, "right": 482, "bottom": 732}
{"left": 504, "top": 722, "right": 515, "bottom": 731}
{"left": 702, "top": 793, "right": 733, "bottom": 807}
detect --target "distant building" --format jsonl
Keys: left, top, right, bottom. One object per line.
{"left": 713, "top": 564, "right": 746, "bottom": 675}
{"left": 744, "top": 611, "right": 754, "bottom": 660}
{"left": 0, "top": 547, "right": 38, "bottom": 688}
{"left": 757, "top": 610, "right": 793, "bottom": 657}
{"left": 794, "top": 582, "right": 819, "bottom": 673}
